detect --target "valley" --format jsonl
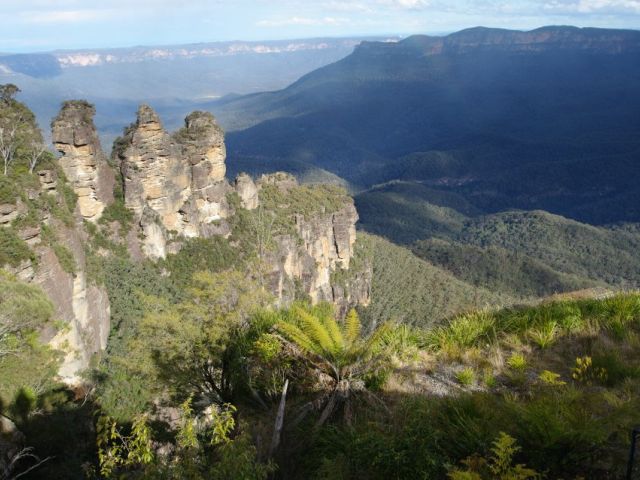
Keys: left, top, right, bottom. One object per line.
{"left": 1, "top": 24, "right": 640, "bottom": 480}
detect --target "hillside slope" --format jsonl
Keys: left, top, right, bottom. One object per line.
{"left": 354, "top": 182, "right": 640, "bottom": 298}
{"left": 354, "top": 232, "right": 513, "bottom": 328}
{"left": 218, "top": 26, "right": 640, "bottom": 225}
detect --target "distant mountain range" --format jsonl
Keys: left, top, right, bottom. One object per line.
{"left": 216, "top": 26, "right": 640, "bottom": 226}
{"left": 0, "top": 37, "right": 393, "bottom": 143}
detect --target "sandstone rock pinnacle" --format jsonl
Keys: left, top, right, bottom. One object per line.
{"left": 52, "top": 100, "right": 115, "bottom": 221}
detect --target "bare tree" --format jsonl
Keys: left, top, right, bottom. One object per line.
{"left": 0, "top": 444, "right": 53, "bottom": 480}
{"left": 0, "top": 119, "right": 21, "bottom": 176}
{"left": 27, "top": 140, "right": 47, "bottom": 174}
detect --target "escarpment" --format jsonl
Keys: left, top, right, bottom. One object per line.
{"left": 52, "top": 100, "right": 115, "bottom": 222}
{"left": 1, "top": 99, "right": 371, "bottom": 383}
{"left": 107, "top": 105, "right": 371, "bottom": 309}
{"left": 115, "top": 107, "right": 234, "bottom": 257}
{"left": 0, "top": 167, "right": 110, "bottom": 384}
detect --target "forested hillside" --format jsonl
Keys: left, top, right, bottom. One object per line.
{"left": 354, "top": 181, "right": 640, "bottom": 300}
{"left": 218, "top": 26, "right": 640, "bottom": 225}
{"left": 2, "top": 22, "right": 640, "bottom": 477}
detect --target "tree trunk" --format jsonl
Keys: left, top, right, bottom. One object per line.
{"left": 269, "top": 379, "right": 289, "bottom": 457}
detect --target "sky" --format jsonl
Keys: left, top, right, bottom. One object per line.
{"left": 1, "top": 0, "right": 639, "bottom": 53}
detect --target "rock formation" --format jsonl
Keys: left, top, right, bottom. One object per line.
{"left": 52, "top": 101, "right": 114, "bottom": 221}
{"left": 110, "top": 105, "right": 371, "bottom": 309}
{"left": 1, "top": 168, "right": 110, "bottom": 384}
{"left": 32, "top": 221, "right": 110, "bottom": 381}
{"left": 257, "top": 173, "right": 371, "bottom": 311}
{"left": 0, "top": 101, "right": 371, "bottom": 383}
{"left": 116, "top": 106, "right": 233, "bottom": 257}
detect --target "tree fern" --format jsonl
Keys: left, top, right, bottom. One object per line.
{"left": 344, "top": 309, "right": 361, "bottom": 347}
{"left": 275, "top": 304, "right": 399, "bottom": 426}
{"left": 323, "top": 315, "right": 345, "bottom": 352}
{"left": 295, "top": 307, "right": 337, "bottom": 356}
{"left": 275, "top": 321, "right": 316, "bottom": 354}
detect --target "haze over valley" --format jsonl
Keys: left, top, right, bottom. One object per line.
{"left": 2, "top": 1, "right": 640, "bottom": 478}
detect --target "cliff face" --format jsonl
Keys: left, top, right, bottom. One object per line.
{"left": 52, "top": 101, "right": 115, "bottom": 222}
{"left": 117, "top": 107, "right": 234, "bottom": 258}
{"left": 2, "top": 100, "right": 371, "bottom": 383}
{"left": 30, "top": 220, "right": 110, "bottom": 381}
{"left": 1, "top": 173, "right": 110, "bottom": 384}
{"left": 257, "top": 173, "right": 371, "bottom": 312}
{"left": 108, "top": 105, "right": 371, "bottom": 309}
{"left": 356, "top": 26, "right": 640, "bottom": 58}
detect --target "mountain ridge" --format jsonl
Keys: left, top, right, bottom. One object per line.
{"left": 216, "top": 25, "right": 640, "bottom": 225}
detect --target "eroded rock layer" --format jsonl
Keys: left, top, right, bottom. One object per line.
{"left": 52, "top": 101, "right": 114, "bottom": 221}
{"left": 116, "top": 106, "right": 233, "bottom": 257}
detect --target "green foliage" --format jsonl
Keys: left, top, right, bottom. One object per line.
{"left": 571, "top": 356, "right": 608, "bottom": 386}
{"left": 449, "top": 432, "right": 540, "bottom": 480}
{"left": 160, "top": 236, "right": 239, "bottom": 287}
{"left": 0, "top": 174, "right": 19, "bottom": 203}
{"left": 0, "top": 227, "right": 34, "bottom": 267}
{"left": 113, "top": 270, "right": 272, "bottom": 412}
{"left": 456, "top": 367, "right": 476, "bottom": 387}
{"left": 0, "top": 272, "right": 59, "bottom": 403}
{"left": 427, "top": 310, "right": 497, "bottom": 356}
{"left": 96, "top": 413, "right": 154, "bottom": 478}
{"left": 52, "top": 242, "right": 76, "bottom": 275}
{"left": 358, "top": 232, "right": 510, "bottom": 329}
{"left": 96, "top": 399, "right": 273, "bottom": 480}
{"left": 538, "top": 370, "right": 566, "bottom": 386}
{"left": 259, "top": 182, "right": 351, "bottom": 224}
{"left": 276, "top": 305, "right": 397, "bottom": 426}
{"left": 413, "top": 237, "right": 596, "bottom": 300}
{"left": 457, "top": 210, "right": 640, "bottom": 290}
{"left": 99, "top": 198, "right": 134, "bottom": 233}
{"left": 506, "top": 353, "right": 527, "bottom": 373}
{"left": 527, "top": 320, "right": 558, "bottom": 349}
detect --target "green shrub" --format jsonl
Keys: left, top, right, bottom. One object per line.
{"left": 538, "top": 370, "right": 566, "bottom": 386}
{"left": 507, "top": 353, "right": 527, "bottom": 372}
{"left": 456, "top": 367, "right": 476, "bottom": 386}
{"left": 448, "top": 431, "right": 540, "bottom": 480}
{"left": 429, "top": 310, "right": 496, "bottom": 355}
{"left": 528, "top": 321, "right": 558, "bottom": 349}
{"left": 99, "top": 199, "right": 134, "bottom": 233}
{"left": 0, "top": 227, "right": 34, "bottom": 267}
{"left": 571, "top": 356, "right": 608, "bottom": 386}
{"left": 52, "top": 243, "right": 76, "bottom": 275}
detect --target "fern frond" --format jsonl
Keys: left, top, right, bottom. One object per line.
{"left": 276, "top": 321, "right": 316, "bottom": 354}
{"left": 323, "top": 316, "right": 345, "bottom": 352}
{"left": 344, "top": 309, "right": 361, "bottom": 346}
{"left": 295, "top": 307, "right": 336, "bottom": 355}
{"left": 363, "top": 322, "right": 394, "bottom": 357}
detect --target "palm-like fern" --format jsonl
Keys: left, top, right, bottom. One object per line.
{"left": 276, "top": 306, "right": 395, "bottom": 426}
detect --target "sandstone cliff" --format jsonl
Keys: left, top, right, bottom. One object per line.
{"left": 257, "top": 173, "right": 371, "bottom": 312}
{"left": 107, "top": 105, "right": 370, "bottom": 310}
{"left": 115, "top": 106, "right": 234, "bottom": 258}
{"left": 1, "top": 169, "right": 110, "bottom": 383}
{"left": 2, "top": 100, "right": 371, "bottom": 383}
{"left": 52, "top": 100, "right": 115, "bottom": 222}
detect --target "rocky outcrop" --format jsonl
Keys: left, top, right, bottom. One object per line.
{"left": 52, "top": 101, "right": 114, "bottom": 221}
{"left": 0, "top": 170, "right": 111, "bottom": 384}
{"left": 113, "top": 106, "right": 371, "bottom": 308}
{"left": 235, "top": 173, "right": 259, "bottom": 210}
{"left": 33, "top": 222, "right": 110, "bottom": 382}
{"left": 257, "top": 174, "right": 371, "bottom": 312}
{"left": 117, "top": 106, "right": 232, "bottom": 257}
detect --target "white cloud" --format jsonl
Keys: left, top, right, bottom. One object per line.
{"left": 544, "top": 0, "right": 640, "bottom": 13}
{"left": 379, "top": 0, "right": 431, "bottom": 8}
{"left": 20, "top": 9, "right": 115, "bottom": 24}
{"left": 257, "top": 16, "right": 350, "bottom": 27}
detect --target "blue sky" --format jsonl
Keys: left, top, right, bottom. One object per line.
{"left": 1, "top": 0, "right": 639, "bottom": 52}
